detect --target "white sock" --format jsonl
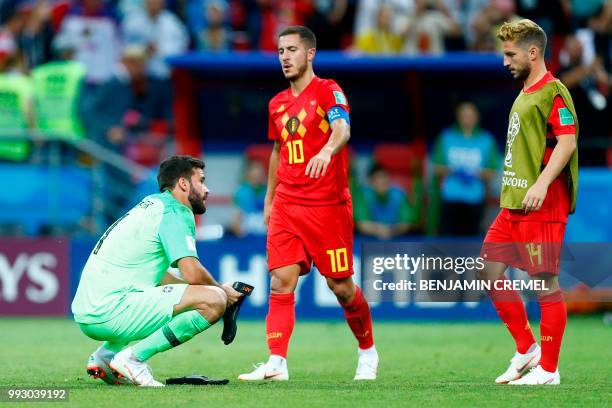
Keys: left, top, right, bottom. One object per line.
{"left": 268, "top": 354, "right": 287, "bottom": 368}
{"left": 358, "top": 345, "right": 377, "bottom": 358}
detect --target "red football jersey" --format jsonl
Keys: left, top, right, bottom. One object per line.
{"left": 268, "top": 76, "right": 351, "bottom": 206}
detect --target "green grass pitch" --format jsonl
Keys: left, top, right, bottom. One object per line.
{"left": 0, "top": 317, "right": 609, "bottom": 407}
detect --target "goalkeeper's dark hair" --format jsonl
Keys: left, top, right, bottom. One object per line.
{"left": 157, "top": 155, "right": 205, "bottom": 192}
{"left": 278, "top": 25, "right": 316, "bottom": 49}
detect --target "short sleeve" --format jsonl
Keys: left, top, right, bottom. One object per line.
{"left": 319, "top": 80, "right": 350, "bottom": 113}
{"left": 548, "top": 95, "right": 576, "bottom": 137}
{"left": 159, "top": 207, "right": 198, "bottom": 267}
{"left": 268, "top": 101, "right": 279, "bottom": 141}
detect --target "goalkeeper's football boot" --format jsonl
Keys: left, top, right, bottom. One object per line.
{"left": 354, "top": 348, "right": 379, "bottom": 380}
{"left": 86, "top": 346, "right": 128, "bottom": 385}
{"left": 221, "top": 282, "right": 254, "bottom": 345}
{"left": 109, "top": 347, "right": 164, "bottom": 387}
{"left": 238, "top": 358, "right": 289, "bottom": 381}
{"left": 509, "top": 365, "right": 560, "bottom": 385}
{"left": 495, "top": 344, "right": 541, "bottom": 384}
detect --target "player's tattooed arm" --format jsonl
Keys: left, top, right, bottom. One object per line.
{"left": 305, "top": 118, "right": 350, "bottom": 178}
{"left": 522, "top": 133, "right": 576, "bottom": 213}
{"left": 264, "top": 141, "right": 281, "bottom": 226}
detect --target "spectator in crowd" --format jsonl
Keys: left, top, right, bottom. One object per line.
{"left": 56, "top": 0, "right": 120, "bottom": 85}
{"left": 0, "top": 0, "right": 26, "bottom": 73}
{"left": 196, "top": 0, "right": 231, "bottom": 51}
{"left": 257, "top": 0, "right": 314, "bottom": 51}
{"left": 228, "top": 160, "right": 267, "bottom": 237}
{"left": 122, "top": 0, "right": 189, "bottom": 79}
{"left": 83, "top": 45, "right": 171, "bottom": 152}
{"left": 585, "top": 0, "right": 612, "bottom": 71}
{"left": 354, "top": 0, "right": 413, "bottom": 39}
{"left": 0, "top": 33, "right": 32, "bottom": 162}
{"left": 118, "top": 0, "right": 145, "bottom": 19}
{"left": 558, "top": 34, "right": 610, "bottom": 166}
{"left": 568, "top": 0, "right": 609, "bottom": 28}
{"left": 471, "top": 0, "right": 522, "bottom": 51}
{"left": 355, "top": 163, "right": 416, "bottom": 240}
{"left": 432, "top": 102, "right": 499, "bottom": 236}
{"left": 355, "top": 3, "right": 403, "bottom": 54}
{"left": 19, "top": 0, "right": 55, "bottom": 70}
{"left": 32, "top": 35, "right": 87, "bottom": 141}
{"left": 398, "top": 0, "right": 462, "bottom": 54}
{"left": 307, "top": 0, "right": 351, "bottom": 49}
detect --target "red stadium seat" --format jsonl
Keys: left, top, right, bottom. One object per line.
{"left": 125, "top": 120, "right": 172, "bottom": 167}
{"left": 245, "top": 143, "right": 273, "bottom": 170}
{"left": 373, "top": 140, "right": 426, "bottom": 192}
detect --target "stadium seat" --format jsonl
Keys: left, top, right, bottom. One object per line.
{"left": 245, "top": 143, "right": 273, "bottom": 171}
{"left": 373, "top": 140, "right": 426, "bottom": 193}
{"left": 125, "top": 120, "right": 172, "bottom": 167}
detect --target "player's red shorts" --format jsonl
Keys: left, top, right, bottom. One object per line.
{"left": 267, "top": 199, "right": 354, "bottom": 278}
{"left": 482, "top": 211, "right": 566, "bottom": 275}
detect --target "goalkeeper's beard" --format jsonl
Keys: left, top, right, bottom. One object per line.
{"left": 188, "top": 182, "right": 207, "bottom": 215}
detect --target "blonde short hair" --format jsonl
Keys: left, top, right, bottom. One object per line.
{"left": 497, "top": 19, "right": 547, "bottom": 53}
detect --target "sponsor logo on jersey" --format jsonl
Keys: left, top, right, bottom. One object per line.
{"left": 504, "top": 112, "right": 520, "bottom": 168}
{"left": 163, "top": 286, "right": 174, "bottom": 293}
{"left": 333, "top": 91, "right": 347, "bottom": 106}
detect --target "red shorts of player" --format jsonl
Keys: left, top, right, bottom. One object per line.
{"left": 267, "top": 199, "right": 354, "bottom": 279}
{"left": 482, "top": 211, "right": 566, "bottom": 275}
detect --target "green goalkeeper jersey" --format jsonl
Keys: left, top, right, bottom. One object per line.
{"left": 72, "top": 191, "right": 198, "bottom": 324}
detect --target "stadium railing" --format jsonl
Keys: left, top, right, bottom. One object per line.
{"left": 0, "top": 130, "right": 153, "bottom": 236}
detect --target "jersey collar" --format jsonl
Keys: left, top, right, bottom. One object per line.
{"left": 289, "top": 75, "right": 317, "bottom": 99}
{"left": 523, "top": 71, "right": 555, "bottom": 94}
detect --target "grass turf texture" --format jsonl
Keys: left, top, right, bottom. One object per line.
{"left": 0, "top": 317, "right": 609, "bottom": 407}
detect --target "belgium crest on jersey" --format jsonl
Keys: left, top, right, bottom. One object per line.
{"left": 286, "top": 116, "right": 300, "bottom": 136}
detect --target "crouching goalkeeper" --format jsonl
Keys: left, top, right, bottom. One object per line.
{"left": 71, "top": 155, "right": 242, "bottom": 387}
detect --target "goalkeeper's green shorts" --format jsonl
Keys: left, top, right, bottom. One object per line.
{"left": 78, "top": 284, "right": 188, "bottom": 343}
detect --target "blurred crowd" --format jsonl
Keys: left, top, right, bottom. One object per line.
{"left": 0, "top": 0, "right": 610, "bottom": 238}
{"left": 1, "top": 0, "right": 610, "bottom": 64}
{"left": 0, "top": 0, "right": 609, "bottom": 161}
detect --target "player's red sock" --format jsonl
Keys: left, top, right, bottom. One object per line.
{"left": 340, "top": 286, "right": 374, "bottom": 350}
{"left": 487, "top": 276, "right": 535, "bottom": 354}
{"left": 538, "top": 290, "right": 566, "bottom": 372}
{"left": 265, "top": 292, "right": 295, "bottom": 358}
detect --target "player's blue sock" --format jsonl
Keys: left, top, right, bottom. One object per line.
{"left": 132, "top": 311, "right": 211, "bottom": 361}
